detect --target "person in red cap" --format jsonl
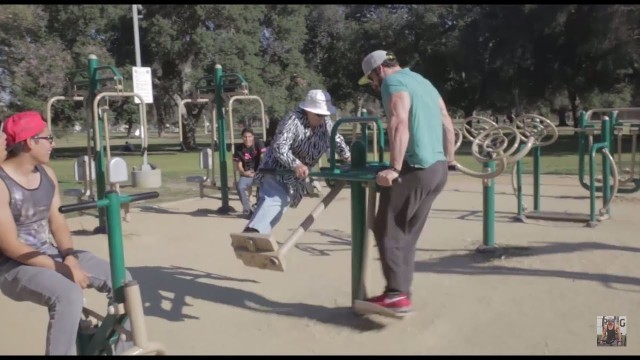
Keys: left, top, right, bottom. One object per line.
{"left": 0, "top": 111, "right": 132, "bottom": 355}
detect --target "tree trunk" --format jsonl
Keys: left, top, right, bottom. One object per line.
{"left": 153, "top": 104, "right": 163, "bottom": 137}
{"left": 182, "top": 102, "right": 206, "bottom": 150}
{"left": 567, "top": 87, "right": 579, "bottom": 128}
{"left": 557, "top": 110, "right": 568, "bottom": 127}
{"left": 126, "top": 120, "right": 133, "bottom": 138}
{"left": 463, "top": 106, "right": 475, "bottom": 118}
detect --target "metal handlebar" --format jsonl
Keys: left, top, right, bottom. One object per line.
{"left": 462, "top": 116, "right": 497, "bottom": 142}
{"left": 454, "top": 115, "right": 558, "bottom": 180}
{"left": 513, "top": 114, "right": 559, "bottom": 147}
{"left": 329, "top": 117, "right": 385, "bottom": 172}
{"left": 59, "top": 191, "right": 159, "bottom": 214}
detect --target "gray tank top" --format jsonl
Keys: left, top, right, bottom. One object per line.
{"left": 0, "top": 165, "right": 57, "bottom": 265}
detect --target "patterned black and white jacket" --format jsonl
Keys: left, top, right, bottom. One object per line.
{"left": 255, "top": 106, "right": 351, "bottom": 208}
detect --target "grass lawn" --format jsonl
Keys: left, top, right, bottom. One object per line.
{"left": 48, "top": 129, "right": 637, "bottom": 206}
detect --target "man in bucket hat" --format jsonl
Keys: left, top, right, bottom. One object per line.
{"left": 0, "top": 111, "right": 133, "bottom": 354}
{"left": 243, "top": 89, "right": 351, "bottom": 234}
{"left": 355, "top": 50, "right": 457, "bottom": 317}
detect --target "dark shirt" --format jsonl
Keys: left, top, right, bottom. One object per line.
{"left": 233, "top": 140, "right": 266, "bottom": 174}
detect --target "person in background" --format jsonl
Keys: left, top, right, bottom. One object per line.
{"left": 233, "top": 127, "right": 266, "bottom": 218}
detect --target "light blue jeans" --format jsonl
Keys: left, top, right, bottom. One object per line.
{"left": 246, "top": 174, "right": 290, "bottom": 234}
{"left": 235, "top": 176, "right": 255, "bottom": 213}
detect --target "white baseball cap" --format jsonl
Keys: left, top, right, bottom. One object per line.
{"left": 299, "top": 89, "right": 336, "bottom": 116}
{"left": 358, "top": 50, "right": 396, "bottom": 85}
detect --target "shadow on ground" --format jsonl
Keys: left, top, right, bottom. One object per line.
{"left": 136, "top": 204, "right": 245, "bottom": 219}
{"left": 129, "top": 265, "right": 385, "bottom": 332}
{"left": 415, "top": 241, "right": 640, "bottom": 291}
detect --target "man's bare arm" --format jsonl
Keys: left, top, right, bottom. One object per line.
{"left": 439, "top": 97, "right": 456, "bottom": 164}
{"left": 44, "top": 165, "right": 75, "bottom": 256}
{"left": 387, "top": 91, "right": 411, "bottom": 170}
{"left": 0, "top": 181, "right": 69, "bottom": 274}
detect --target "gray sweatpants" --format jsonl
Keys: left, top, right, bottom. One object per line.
{"left": 373, "top": 160, "right": 448, "bottom": 294}
{"left": 0, "top": 250, "right": 133, "bottom": 355}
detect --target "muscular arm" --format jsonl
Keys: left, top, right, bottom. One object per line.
{"left": 386, "top": 91, "right": 411, "bottom": 170}
{"left": 44, "top": 165, "right": 75, "bottom": 257}
{"left": 0, "top": 179, "right": 69, "bottom": 273}
{"left": 440, "top": 97, "right": 456, "bottom": 163}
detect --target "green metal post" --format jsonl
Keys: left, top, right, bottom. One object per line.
{"left": 589, "top": 144, "right": 598, "bottom": 223}
{"left": 105, "top": 191, "right": 126, "bottom": 303}
{"left": 602, "top": 116, "right": 611, "bottom": 215}
{"left": 609, "top": 111, "right": 618, "bottom": 153}
{"left": 533, "top": 146, "right": 541, "bottom": 212}
{"left": 350, "top": 141, "right": 368, "bottom": 303}
{"left": 577, "top": 111, "right": 590, "bottom": 191}
{"left": 215, "top": 65, "right": 234, "bottom": 214}
{"left": 516, "top": 146, "right": 524, "bottom": 217}
{"left": 360, "top": 109, "right": 369, "bottom": 158}
{"left": 88, "top": 55, "right": 107, "bottom": 234}
{"left": 482, "top": 161, "right": 495, "bottom": 247}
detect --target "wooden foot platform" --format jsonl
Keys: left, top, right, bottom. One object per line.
{"left": 230, "top": 233, "right": 285, "bottom": 272}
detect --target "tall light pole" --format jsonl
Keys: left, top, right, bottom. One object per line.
{"left": 132, "top": 4, "right": 147, "bottom": 164}
{"left": 132, "top": 4, "right": 142, "bottom": 67}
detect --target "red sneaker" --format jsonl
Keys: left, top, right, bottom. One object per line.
{"left": 363, "top": 292, "right": 412, "bottom": 315}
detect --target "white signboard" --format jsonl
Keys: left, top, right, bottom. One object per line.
{"left": 132, "top": 67, "right": 154, "bottom": 104}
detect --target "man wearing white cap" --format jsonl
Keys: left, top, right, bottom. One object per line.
{"left": 243, "top": 89, "right": 351, "bottom": 234}
{"left": 357, "top": 50, "right": 456, "bottom": 316}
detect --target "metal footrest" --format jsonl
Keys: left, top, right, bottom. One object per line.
{"left": 522, "top": 211, "right": 592, "bottom": 222}
{"left": 63, "top": 188, "right": 85, "bottom": 198}
{"left": 186, "top": 175, "right": 205, "bottom": 183}
{"left": 230, "top": 233, "right": 285, "bottom": 272}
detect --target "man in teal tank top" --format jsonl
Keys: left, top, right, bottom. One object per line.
{"left": 356, "top": 50, "right": 457, "bottom": 317}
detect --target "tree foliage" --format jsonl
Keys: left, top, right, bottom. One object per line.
{"left": 1, "top": 5, "right": 639, "bottom": 133}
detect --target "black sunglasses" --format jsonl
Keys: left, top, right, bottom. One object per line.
{"left": 32, "top": 135, "right": 54, "bottom": 144}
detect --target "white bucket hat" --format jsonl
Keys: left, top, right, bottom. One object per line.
{"left": 299, "top": 89, "right": 336, "bottom": 116}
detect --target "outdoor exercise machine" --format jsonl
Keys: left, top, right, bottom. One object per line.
{"left": 185, "top": 65, "right": 259, "bottom": 214}
{"left": 350, "top": 108, "right": 380, "bottom": 162}
{"left": 578, "top": 108, "right": 640, "bottom": 193}
{"left": 58, "top": 157, "right": 166, "bottom": 355}
{"left": 59, "top": 55, "right": 160, "bottom": 234}
{"left": 229, "top": 116, "right": 387, "bottom": 313}
{"left": 512, "top": 111, "right": 621, "bottom": 227}
{"left": 227, "top": 95, "right": 267, "bottom": 185}
{"left": 452, "top": 114, "right": 558, "bottom": 249}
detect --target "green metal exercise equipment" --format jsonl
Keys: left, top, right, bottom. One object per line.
{"left": 57, "top": 54, "right": 159, "bottom": 234}
{"left": 577, "top": 108, "right": 640, "bottom": 193}
{"left": 185, "top": 65, "right": 251, "bottom": 213}
{"left": 512, "top": 110, "right": 627, "bottom": 227}
{"left": 58, "top": 157, "right": 166, "bottom": 355}
{"left": 230, "top": 116, "right": 387, "bottom": 306}
{"left": 453, "top": 115, "right": 557, "bottom": 250}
